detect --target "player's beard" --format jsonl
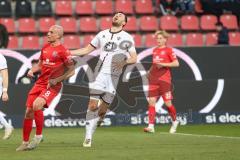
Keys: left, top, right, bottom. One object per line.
{"left": 112, "top": 21, "right": 121, "bottom": 27}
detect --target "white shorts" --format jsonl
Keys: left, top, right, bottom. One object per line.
{"left": 89, "top": 72, "right": 120, "bottom": 104}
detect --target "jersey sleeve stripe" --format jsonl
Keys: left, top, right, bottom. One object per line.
{"left": 90, "top": 43, "right": 97, "bottom": 49}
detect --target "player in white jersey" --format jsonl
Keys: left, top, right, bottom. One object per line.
{"left": 0, "top": 54, "right": 13, "bottom": 139}
{"left": 71, "top": 12, "right": 137, "bottom": 147}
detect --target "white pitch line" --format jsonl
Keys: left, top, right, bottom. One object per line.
{"left": 161, "top": 132, "right": 240, "bottom": 140}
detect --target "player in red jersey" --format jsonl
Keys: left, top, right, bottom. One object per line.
{"left": 16, "top": 25, "right": 75, "bottom": 151}
{"left": 144, "top": 30, "right": 180, "bottom": 134}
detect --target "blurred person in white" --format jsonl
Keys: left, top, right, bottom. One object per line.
{"left": 0, "top": 53, "right": 13, "bottom": 139}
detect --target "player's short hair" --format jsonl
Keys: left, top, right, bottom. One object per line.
{"left": 51, "top": 25, "right": 64, "bottom": 38}
{"left": 114, "top": 12, "right": 128, "bottom": 24}
{"left": 155, "top": 30, "right": 170, "bottom": 39}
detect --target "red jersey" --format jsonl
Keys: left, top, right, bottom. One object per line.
{"left": 36, "top": 43, "right": 73, "bottom": 86}
{"left": 149, "top": 47, "right": 177, "bottom": 82}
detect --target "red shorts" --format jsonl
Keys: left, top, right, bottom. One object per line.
{"left": 26, "top": 84, "right": 62, "bottom": 108}
{"left": 148, "top": 79, "right": 173, "bottom": 102}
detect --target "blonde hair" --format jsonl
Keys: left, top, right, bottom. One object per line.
{"left": 155, "top": 30, "right": 170, "bottom": 39}
{"left": 51, "top": 25, "right": 64, "bottom": 38}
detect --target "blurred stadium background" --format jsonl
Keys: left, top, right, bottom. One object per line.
{"left": 0, "top": 0, "right": 240, "bottom": 159}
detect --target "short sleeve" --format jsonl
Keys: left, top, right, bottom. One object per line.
{"left": 0, "top": 54, "right": 7, "bottom": 70}
{"left": 90, "top": 32, "right": 101, "bottom": 49}
{"left": 168, "top": 48, "right": 178, "bottom": 61}
{"left": 128, "top": 35, "right": 136, "bottom": 53}
{"left": 60, "top": 49, "right": 74, "bottom": 67}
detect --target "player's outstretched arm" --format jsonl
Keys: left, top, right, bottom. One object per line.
{"left": 71, "top": 44, "right": 95, "bottom": 56}
{"left": 1, "top": 68, "right": 9, "bottom": 101}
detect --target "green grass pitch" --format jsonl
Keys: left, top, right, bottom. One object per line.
{"left": 0, "top": 124, "right": 240, "bottom": 160}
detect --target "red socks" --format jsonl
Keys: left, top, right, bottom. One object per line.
{"left": 23, "top": 118, "right": 33, "bottom": 142}
{"left": 23, "top": 110, "right": 44, "bottom": 142}
{"left": 34, "top": 110, "right": 44, "bottom": 136}
{"left": 167, "top": 105, "right": 177, "bottom": 121}
{"left": 148, "top": 105, "right": 156, "bottom": 124}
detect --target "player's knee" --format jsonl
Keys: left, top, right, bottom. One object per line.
{"left": 88, "top": 100, "right": 98, "bottom": 111}
{"left": 148, "top": 98, "right": 156, "bottom": 106}
{"left": 33, "top": 98, "right": 45, "bottom": 111}
{"left": 25, "top": 109, "right": 34, "bottom": 119}
{"left": 165, "top": 100, "right": 172, "bottom": 107}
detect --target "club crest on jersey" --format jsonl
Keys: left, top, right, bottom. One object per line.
{"left": 117, "top": 37, "right": 121, "bottom": 40}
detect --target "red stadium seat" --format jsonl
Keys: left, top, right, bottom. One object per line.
{"left": 206, "top": 32, "right": 218, "bottom": 46}
{"left": 79, "top": 17, "right": 98, "bottom": 32}
{"left": 124, "top": 16, "right": 138, "bottom": 32}
{"left": 7, "top": 36, "right": 18, "bottom": 49}
{"left": 160, "top": 15, "right": 178, "bottom": 31}
{"left": 0, "top": 18, "right": 15, "bottom": 33}
{"left": 22, "top": 36, "right": 40, "bottom": 49}
{"left": 95, "top": 0, "right": 113, "bottom": 15}
{"left": 42, "top": 36, "right": 49, "bottom": 46}
{"left": 55, "top": 0, "right": 73, "bottom": 16}
{"left": 38, "top": 17, "right": 56, "bottom": 33}
{"left": 144, "top": 33, "right": 156, "bottom": 47}
{"left": 220, "top": 14, "right": 238, "bottom": 30}
{"left": 75, "top": 0, "right": 93, "bottom": 15}
{"left": 82, "top": 34, "right": 95, "bottom": 47}
{"left": 139, "top": 16, "right": 158, "bottom": 31}
{"left": 100, "top": 16, "right": 112, "bottom": 30}
{"left": 64, "top": 35, "right": 81, "bottom": 49}
{"left": 59, "top": 17, "right": 77, "bottom": 33}
{"left": 229, "top": 32, "right": 240, "bottom": 46}
{"left": 131, "top": 34, "right": 142, "bottom": 47}
{"left": 186, "top": 33, "right": 204, "bottom": 46}
{"left": 200, "top": 15, "right": 217, "bottom": 31}
{"left": 18, "top": 18, "right": 36, "bottom": 33}
{"left": 115, "top": 0, "right": 134, "bottom": 14}
{"left": 167, "top": 33, "right": 183, "bottom": 47}
{"left": 181, "top": 15, "right": 199, "bottom": 31}
{"left": 135, "top": 0, "right": 154, "bottom": 14}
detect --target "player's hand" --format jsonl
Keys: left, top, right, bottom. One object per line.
{"left": 157, "top": 63, "right": 164, "bottom": 68}
{"left": 27, "top": 69, "right": 34, "bottom": 78}
{"left": 2, "top": 92, "right": 9, "bottom": 102}
{"left": 47, "top": 79, "right": 58, "bottom": 89}
{"left": 112, "top": 61, "right": 127, "bottom": 70}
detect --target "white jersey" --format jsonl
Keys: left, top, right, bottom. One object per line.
{"left": 90, "top": 29, "right": 136, "bottom": 75}
{"left": 0, "top": 54, "right": 7, "bottom": 93}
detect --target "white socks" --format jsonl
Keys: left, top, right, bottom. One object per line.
{"left": 148, "top": 124, "right": 154, "bottom": 129}
{"left": 85, "top": 109, "right": 99, "bottom": 140}
{"left": 0, "top": 114, "right": 11, "bottom": 129}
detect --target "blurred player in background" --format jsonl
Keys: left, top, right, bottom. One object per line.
{"left": 71, "top": 12, "right": 137, "bottom": 147}
{"left": 144, "top": 30, "right": 179, "bottom": 134}
{"left": 0, "top": 54, "right": 13, "bottom": 140}
{"left": 16, "top": 25, "right": 75, "bottom": 151}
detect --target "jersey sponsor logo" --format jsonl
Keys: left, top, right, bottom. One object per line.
{"left": 42, "top": 58, "right": 56, "bottom": 66}
{"left": 103, "top": 40, "right": 133, "bottom": 52}
{"left": 160, "top": 51, "right": 166, "bottom": 55}
{"left": 104, "top": 42, "right": 117, "bottom": 52}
